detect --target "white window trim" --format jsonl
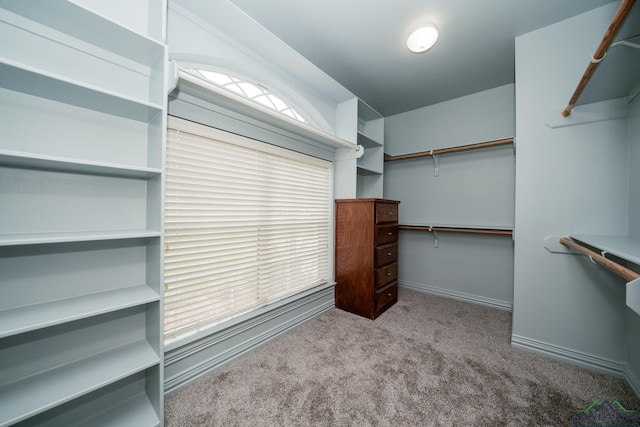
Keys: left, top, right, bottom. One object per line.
{"left": 172, "top": 64, "right": 358, "bottom": 152}
{"left": 180, "top": 66, "right": 312, "bottom": 125}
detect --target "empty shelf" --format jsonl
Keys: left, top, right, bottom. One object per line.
{"left": 1, "top": 0, "right": 164, "bottom": 66}
{"left": 0, "top": 285, "right": 160, "bottom": 339}
{"left": 357, "top": 132, "right": 382, "bottom": 148}
{"left": 0, "top": 340, "right": 159, "bottom": 426}
{"left": 570, "top": 234, "right": 640, "bottom": 266}
{"left": 0, "top": 59, "right": 162, "bottom": 122}
{"left": 76, "top": 393, "right": 160, "bottom": 427}
{"left": 0, "top": 150, "right": 161, "bottom": 179}
{"left": 357, "top": 165, "right": 383, "bottom": 176}
{"left": 0, "top": 230, "right": 161, "bottom": 246}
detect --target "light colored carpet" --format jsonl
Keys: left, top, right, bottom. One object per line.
{"left": 165, "top": 288, "right": 638, "bottom": 426}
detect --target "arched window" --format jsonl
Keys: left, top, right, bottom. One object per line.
{"left": 181, "top": 67, "right": 312, "bottom": 125}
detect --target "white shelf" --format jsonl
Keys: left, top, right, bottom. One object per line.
{"left": 0, "top": 340, "right": 159, "bottom": 426}
{"left": 357, "top": 165, "right": 383, "bottom": 176}
{"left": 570, "top": 234, "right": 640, "bottom": 266}
{"left": 1, "top": 0, "right": 164, "bottom": 66}
{"left": 0, "top": 149, "right": 161, "bottom": 179}
{"left": 0, "top": 230, "right": 161, "bottom": 247}
{"left": 77, "top": 393, "right": 160, "bottom": 427}
{"left": 0, "top": 285, "right": 160, "bottom": 339}
{"left": 0, "top": 58, "right": 163, "bottom": 122}
{"left": 357, "top": 131, "right": 382, "bottom": 148}
{"left": 0, "top": 2, "right": 166, "bottom": 425}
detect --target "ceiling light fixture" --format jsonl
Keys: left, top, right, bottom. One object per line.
{"left": 407, "top": 23, "right": 438, "bottom": 53}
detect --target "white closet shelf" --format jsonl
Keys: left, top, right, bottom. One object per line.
{"left": 570, "top": 234, "right": 640, "bottom": 266}
{"left": 0, "top": 230, "right": 161, "bottom": 247}
{"left": 0, "top": 340, "right": 159, "bottom": 427}
{"left": 357, "top": 132, "right": 382, "bottom": 148}
{"left": 0, "top": 150, "right": 161, "bottom": 179}
{"left": 75, "top": 393, "right": 160, "bottom": 427}
{"left": 1, "top": 0, "right": 164, "bottom": 65}
{"left": 357, "top": 165, "right": 383, "bottom": 176}
{"left": 0, "top": 59, "right": 163, "bottom": 122}
{"left": 0, "top": 285, "right": 160, "bottom": 339}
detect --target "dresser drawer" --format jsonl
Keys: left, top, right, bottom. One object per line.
{"left": 375, "top": 282, "right": 398, "bottom": 314}
{"left": 375, "top": 262, "right": 398, "bottom": 289}
{"left": 375, "top": 243, "right": 398, "bottom": 266}
{"left": 376, "top": 202, "right": 398, "bottom": 224}
{"left": 376, "top": 225, "right": 398, "bottom": 245}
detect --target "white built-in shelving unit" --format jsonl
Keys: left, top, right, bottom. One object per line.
{"left": 0, "top": 1, "right": 166, "bottom": 425}
{"left": 334, "top": 97, "right": 384, "bottom": 199}
{"left": 356, "top": 100, "right": 385, "bottom": 197}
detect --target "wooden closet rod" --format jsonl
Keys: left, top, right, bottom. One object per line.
{"left": 399, "top": 225, "right": 512, "bottom": 236}
{"left": 385, "top": 138, "right": 513, "bottom": 162}
{"left": 559, "top": 237, "right": 640, "bottom": 281}
{"left": 560, "top": 0, "right": 636, "bottom": 117}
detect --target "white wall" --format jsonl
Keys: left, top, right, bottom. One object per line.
{"left": 384, "top": 84, "right": 514, "bottom": 155}
{"left": 383, "top": 85, "right": 515, "bottom": 310}
{"left": 513, "top": 3, "right": 630, "bottom": 373}
{"left": 630, "top": 94, "right": 640, "bottom": 240}
{"left": 167, "top": 1, "right": 353, "bottom": 136}
{"left": 626, "top": 94, "right": 640, "bottom": 394}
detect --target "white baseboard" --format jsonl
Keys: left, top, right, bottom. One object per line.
{"left": 511, "top": 334, "right": 625, "bottom": 377}
{"left": 624, "top": 364, "right": 640, "bottom": 400}
{"left": 400, "top": 280, "right": 513, "bottom": 312}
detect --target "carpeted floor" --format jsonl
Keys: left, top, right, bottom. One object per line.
{"left": 165, "top": 288, "right": 639, "bottom": 426}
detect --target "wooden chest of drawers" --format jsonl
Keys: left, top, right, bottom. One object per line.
{"left": 334, "top": 198, "right": 400, "bottom": 319}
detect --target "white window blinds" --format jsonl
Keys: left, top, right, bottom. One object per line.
{"left": 165, "top": 117, "right": 331, "bottom": 344}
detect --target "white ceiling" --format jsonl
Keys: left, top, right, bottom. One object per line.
{"left": 225, "top": 0, "right": 627, "bottom": 117}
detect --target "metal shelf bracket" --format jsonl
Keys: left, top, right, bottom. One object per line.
{"left": 429, "top": 226, "right": 439, "bottom": 248}
{"left": 431, "top": 150, "right": 439, "bottom": 177}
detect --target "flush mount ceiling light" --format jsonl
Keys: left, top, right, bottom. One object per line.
{"left": 407, "top": 23, "right": 438, "bottom": 53}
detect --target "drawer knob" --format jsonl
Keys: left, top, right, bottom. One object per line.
{"left": 387, "top": 232, "right": 392, "bottom": 236}
{"left": 387, "top": 211, "right": 393, "bottom": 215}
{"left": 387, "top": 293, "right": 392, "bottom": 297}
{"left": 387, "top": 272, "right": 392, "bottom": 276}
{"left": 387, "top": 252, "right": 392, "bottom": 256}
